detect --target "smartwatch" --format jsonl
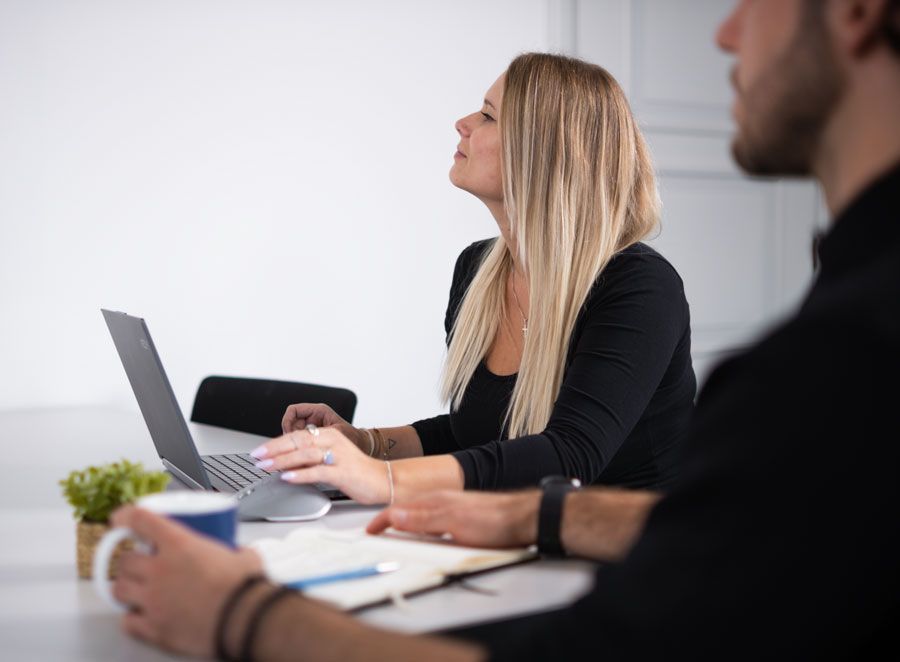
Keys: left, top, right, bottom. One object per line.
{"left": 537, "top": 475, "right": 582, "bottom": 556}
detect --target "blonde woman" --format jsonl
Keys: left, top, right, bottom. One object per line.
{"left": 250, "top": 53, "right": 696, "bottom": 503}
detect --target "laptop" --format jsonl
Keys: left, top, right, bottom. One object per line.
{"left": 101, "top": 309, "right": 341, "bottom": 513}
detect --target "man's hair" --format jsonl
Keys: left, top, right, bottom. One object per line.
{"left": 887, "top": 0, "right": 900, "bottom": 54}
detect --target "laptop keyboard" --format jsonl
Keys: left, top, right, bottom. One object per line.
{"left": 202, "top": 453, "right": 273, "bottom": 491}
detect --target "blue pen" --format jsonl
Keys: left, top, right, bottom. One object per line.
{"left": 284, "top": 562, "right": 400, "bottom": 590}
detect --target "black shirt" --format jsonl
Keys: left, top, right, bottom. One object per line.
{"left": 486, "top": 165, "right": 900, "bottom": 660}
{"left": 412, "top": 240, "right": 697, "bottom": 490}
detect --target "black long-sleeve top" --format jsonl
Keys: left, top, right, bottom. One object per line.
{"left": 412, "top": 240, "right": 697, "bottom": 490}
{"left": 485, "top": 164, "right": 900, "bottom": 660}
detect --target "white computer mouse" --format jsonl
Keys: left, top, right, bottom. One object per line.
{"left": 235, "top": 475, "right": 332, "bottom": 521}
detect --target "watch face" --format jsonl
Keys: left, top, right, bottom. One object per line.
{"left": 539, "top": 475, "right": 580, "bottom": 489}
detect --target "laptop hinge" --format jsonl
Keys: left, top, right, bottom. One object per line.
{"left": 161, "top": 458, "right": 206, "bottom": 490}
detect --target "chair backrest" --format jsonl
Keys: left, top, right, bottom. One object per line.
{"left": 190, "top": 375, "right": 357, "bottom": 438}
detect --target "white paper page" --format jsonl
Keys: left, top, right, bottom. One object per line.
{"left": 250, "top": 527, "right": 535, "bottom": 610}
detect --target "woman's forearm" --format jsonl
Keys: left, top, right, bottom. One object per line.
{"left": 368, "top": 425, "right": 423, "bottom": 459}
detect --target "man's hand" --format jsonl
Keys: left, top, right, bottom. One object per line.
{"left": 110, "top": 506, "right": 263, "bottom": 658}
{"left": 366, "top": 489, "right": 541, "bottom": 548}
{"left": 368, "top": 487, "right": 663, "bottom": 562}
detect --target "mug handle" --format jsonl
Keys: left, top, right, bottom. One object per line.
{"left": 92, "top": 527, "right": 136, "bottom": 611}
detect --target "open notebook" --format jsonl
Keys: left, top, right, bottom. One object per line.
{"left": 249, "top": 527, "right": 537, "bottom": 611}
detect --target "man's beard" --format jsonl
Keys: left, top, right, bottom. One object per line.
{"left": 732, "top": 7, "right": 844, "bottom": 177}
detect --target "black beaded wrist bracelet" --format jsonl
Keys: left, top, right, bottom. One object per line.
{"left": 239, "top": 586, "right": 295, "bottom": 662}
{"left": 215, "top": 574, "right": 266, "bottom": 662}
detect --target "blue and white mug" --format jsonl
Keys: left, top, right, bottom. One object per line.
{"left": 93, "top": 491, "right": 238, "bottom": 610}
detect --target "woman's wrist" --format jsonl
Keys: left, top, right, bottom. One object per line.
{"left": 338, "top": 425, "right": 372, "bottom": 456}
{"left": 370, "top": 428, "right": 391, "bottom": 460}
{"left": 355, "top": 427, "right": 386, "bottom": 458}
{"left": 357, "top": 455, "right": 394, "bottom": 505}
{"left": 361, "top": 428, "right": 376, "bottom": 456}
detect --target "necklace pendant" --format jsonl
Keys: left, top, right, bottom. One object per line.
{"left": 522, "top": 323, "right": 528, "bottom": 336}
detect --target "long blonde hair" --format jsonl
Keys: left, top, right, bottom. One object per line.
{"left": 441, "top": 53, "right": 660, "bottom": 439}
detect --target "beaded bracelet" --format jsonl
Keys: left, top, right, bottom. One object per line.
{"left": 239, "top": 586, "right": 295, "bottom": 662}
{"left": 214, "top": 574, "right": 265, "bottom": 662}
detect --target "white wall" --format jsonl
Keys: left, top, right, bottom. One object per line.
{"left": 0, "top": 0, "right": 823, "bottom": 426}
{"left": 0, "top": 0, "right": 548, "bottom": 425}
{"left": 571, "top": 0, "right": 825, "bottom": 384}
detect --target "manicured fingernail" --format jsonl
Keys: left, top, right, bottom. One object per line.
{"left": 280, "top": 472, "right": 295, "bottom": 481}
{"left": 255, "top": 459, "right": 274, "bottom": 469}
{"left": 250, "top": 446, "right": 268, "bottom": 459}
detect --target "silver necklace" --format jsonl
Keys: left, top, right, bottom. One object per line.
{"left": 511, "top": 279, "right": 528, "bottom": 337}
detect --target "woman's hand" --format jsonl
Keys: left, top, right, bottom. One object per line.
{"left": 366, "top": 489, "right": 540, "bottom": 549}
{"left": 251, "top": 426, "right": 391, "bottom": 504}
{"left": 282, "top": 403, "right": 370, "bottom": 454}
{"left": 110, "top": 506, "right": 263, "bottom": 658}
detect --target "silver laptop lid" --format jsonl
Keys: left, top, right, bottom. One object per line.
{"left": 101, "top": 309, "right": 211, "bottom": 490}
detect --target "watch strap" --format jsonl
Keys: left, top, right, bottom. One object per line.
{"left": 537, "top": 481, "right": 576, "bottom": 556}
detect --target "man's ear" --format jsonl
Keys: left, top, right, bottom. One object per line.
{"left": 828, "top": 0, "right": 894, "bottom": 56}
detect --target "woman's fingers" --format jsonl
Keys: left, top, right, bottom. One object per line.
{"left": 281, "top": 403, "right": 342, "bottom": 433}
{"left": 257, "top": 445, "right": 329, "bottom": 472}
{"left": 279, "top": 465, "right": 331, "bottom": 485}
{"left": 250, "top": 430, "right": 314, "bottom": 461}
{"left": 253, "top": 426, "right": 352, "bottom": 466}
{"left": 281, "top": 404, "right": 309, "bottom": 434}
{"left": 261, "top": 428, "right": 388, "bottom": 503}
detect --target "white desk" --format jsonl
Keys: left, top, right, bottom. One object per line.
{"left": 0, "top": 406, "right": 595, "bottom": 660}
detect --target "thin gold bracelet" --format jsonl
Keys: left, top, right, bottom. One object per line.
{"left": 385, "top": 461, "right": 394, "bottom": 505}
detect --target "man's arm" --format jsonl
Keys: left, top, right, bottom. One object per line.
{"left": 110, "top": 506, "right": 484, "bottom": 661}
{"left": 235, "top": 585, "right": 483, "bottom": 662}
{"left": 561, "top": 489, "right": 662, "bottom": 561}
{"left": 367, "top": 487, "right": 661, "bottom": 562}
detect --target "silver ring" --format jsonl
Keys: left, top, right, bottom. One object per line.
{"left": 291, "top": 433, "right": 300, "bottom": 451}
{"left": 322, "top": 449, "right": 334, "bottom": 466}
{"left": 306, "top": 423, "right": 320, "bottom": 437}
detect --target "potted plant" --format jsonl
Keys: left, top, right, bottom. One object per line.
{"left": 59, "top": 459, "right": 170, "bottom": 579}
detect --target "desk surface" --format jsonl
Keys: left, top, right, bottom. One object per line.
{"left": 0, "top": 406, "right": 595, "bottom": 661}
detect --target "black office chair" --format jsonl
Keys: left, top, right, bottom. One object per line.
{"left": 190, "top": 375, "right": 357, "bottom": 439}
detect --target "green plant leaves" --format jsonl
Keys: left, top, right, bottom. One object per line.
{"left": 59, "top": 459, "right": 170, "bottom": 523}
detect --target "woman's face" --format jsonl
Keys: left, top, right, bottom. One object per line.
{"left": 449, "top": 74, "right": 504, "bottom": 203}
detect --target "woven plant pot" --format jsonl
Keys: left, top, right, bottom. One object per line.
{"left": 76, "top": 520, "right": 133, "bottom": 579}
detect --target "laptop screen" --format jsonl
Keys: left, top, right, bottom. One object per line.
{"left": 101, "top": 309, "right": 211, "bottom": 489}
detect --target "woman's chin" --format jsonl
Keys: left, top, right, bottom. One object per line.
{"left": 448, "top": 168, "right": 464, "bottom": 189}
